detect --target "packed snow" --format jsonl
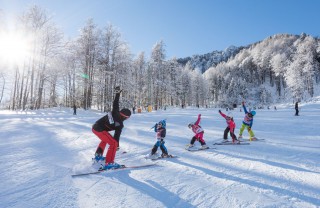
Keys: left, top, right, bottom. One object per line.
{"left": 0, "top": 101, "right": 319, "bottom": 208}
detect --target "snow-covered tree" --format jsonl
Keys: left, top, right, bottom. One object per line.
{"left": 133, "top": 52, "right": 146, "bottom": 108}
{"left": 76, "top": 18, "right": 99, "bottom": 110}
{"left": 150, "top": 40, "right": 166, "bottom": 109}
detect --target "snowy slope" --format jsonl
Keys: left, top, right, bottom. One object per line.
{"left": 0, "top": 102, "right": 319, "bottom": 208}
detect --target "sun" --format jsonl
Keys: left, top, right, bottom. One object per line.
{"left": 0, "top": 32, "right": 30, "bottom": 66}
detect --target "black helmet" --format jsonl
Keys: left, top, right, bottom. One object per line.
{"left": 120, "top": 108, "right": 131, "bottom": 118}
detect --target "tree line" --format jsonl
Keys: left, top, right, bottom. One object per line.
{"left": 0, "top": 6, "right": 207, "bottom": 111}
{"left": 204, "top": 33, "right": 320, "bottom": 107}
{"left": 1, "top": 6, "right": 319, "bottom": 111}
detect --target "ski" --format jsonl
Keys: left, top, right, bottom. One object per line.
{"left": 186, "top": 147, "right": 215, "bottom": 151}
{"left": 239, "top": 138, "right": 265, "bottom": 142}
{"left": 213, "top": 141, "right": 250, "bottom": 145}
{"left": 145, "top": 154, "right": 177, "bottom": 161}
{"left": 71, "top": 164, "right": 157, "bottom": 177}
{"left": 150, "top": 155, "right": 178, "bottom": 161}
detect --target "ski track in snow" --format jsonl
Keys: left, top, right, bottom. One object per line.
{"left": 1, "top": 103, "right": 320, "bottom": 208}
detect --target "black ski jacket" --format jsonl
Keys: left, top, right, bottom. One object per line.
{"left": 92, "top": 92, "right": 123, "bottom": 142}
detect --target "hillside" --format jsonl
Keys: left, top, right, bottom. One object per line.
{"left": 203, "top": 33, "right": 320, "bottom": 106}
{"left": 177, "top": 45, "right": 245, "bottom": 73}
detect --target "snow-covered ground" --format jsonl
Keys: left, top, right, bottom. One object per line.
{"left": 0, "top": 102, "right": 319, "bottom": 208}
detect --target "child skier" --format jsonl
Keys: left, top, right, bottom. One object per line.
{"left": 150, "top": 119, "right": 171, "bottom": 158}
{"left": 238, "top": 102, "right": 257, "bottom": 141}
{"left": 187, "top": 114, "right": 208, "bottom": 149}
{"left": 92, "top": 86, "right": 131, "bottom": 170}
{"left": 219, "top": 110, "right": 238, "bottom": 143}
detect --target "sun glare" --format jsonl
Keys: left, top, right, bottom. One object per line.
{"left": 0, "top": 32, "right": 30, "bottom": 66}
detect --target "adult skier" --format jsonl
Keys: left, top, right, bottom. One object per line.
{"left": 92, "top": 86, "right": 131, "bottom": 170}
{"left": 295, "top": 101, "right": 299, "bottom": 116}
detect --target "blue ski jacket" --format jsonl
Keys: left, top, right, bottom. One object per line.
{"left": 242, "top": 104, "right": 253, "bottom": 127}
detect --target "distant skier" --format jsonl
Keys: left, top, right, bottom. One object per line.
{"left": 149, "top": 119, "right": 171, "bottom": 158}
{"left": 92, "top": 86, "right": 131, "bottom": 170}
{"left": 73, "top": 104, "right": 77, "bottom": 115}
{"left": 295, "top": 101, "right": 299, "bottom": 116}
{"left": 186, "top": 114, "right": 208, "bottom": 149}
{"left": 219, "top": 110, "right": 238, "bottom": 143}
{"left": 238, "top": 102, "right": 257, "bottom": 141}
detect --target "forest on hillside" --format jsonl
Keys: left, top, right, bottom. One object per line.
{"left": 1, "top": 6, "right": 320, "bottom": 111}
{"left": 204, "top": 33, "right": 320, "bottom": 107}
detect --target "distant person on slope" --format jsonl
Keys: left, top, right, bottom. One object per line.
{"left": 73, "top": 104, "right": 77, "bottom": 115}
{"left": 92, "top": 86, "right": 131, "bottom": 170}
{"left": 295, "top": 101, "right": 299, "bottom": 116}
{"left": 238, "top": 102, "right": 257, "bottom": 141}
{"left": 186, "top": 114, "right": 208, "bottom": 149}
{"left": 219, "top": 110, "right": 239, "bottom": 143}
{"left": 148, "top": 119, "right": 171, "bottom": 158}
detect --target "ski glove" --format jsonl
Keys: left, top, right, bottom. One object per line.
{"left": 114, "top": 86, "right": 122, "bottom": 93}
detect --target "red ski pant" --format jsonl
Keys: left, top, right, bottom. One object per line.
{"left": 92, "top": 128, "right": 118, "bottom": 164}
{"left": 191, "top": 132, "right": 206, "bottom": 145}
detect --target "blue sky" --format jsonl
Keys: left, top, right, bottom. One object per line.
{"left": 1, "top": 0, "right": 319, "bottom": 58}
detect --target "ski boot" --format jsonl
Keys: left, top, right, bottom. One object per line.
{"left": 186, "top": 144, "right": 194, "bottom": 149}
{"left": 232, "top": 139, "right": 240, "bottom": 144}
{"left": 93, "top": 153, "right": 105, "bottom": 163}
{"left": 161, "top": 153, "right": 169, "bottom": 158}
{"left": 200, "top": 144, "right": 209, "bottom": 149}
{"left": 147, "top": 152, "right": 160, "bottom": 159}
{"left": 100, "top": 162, "right": 123, "bottom": 170}
{"left": 250, "top": 137, "right": 257, "bottom": 141}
